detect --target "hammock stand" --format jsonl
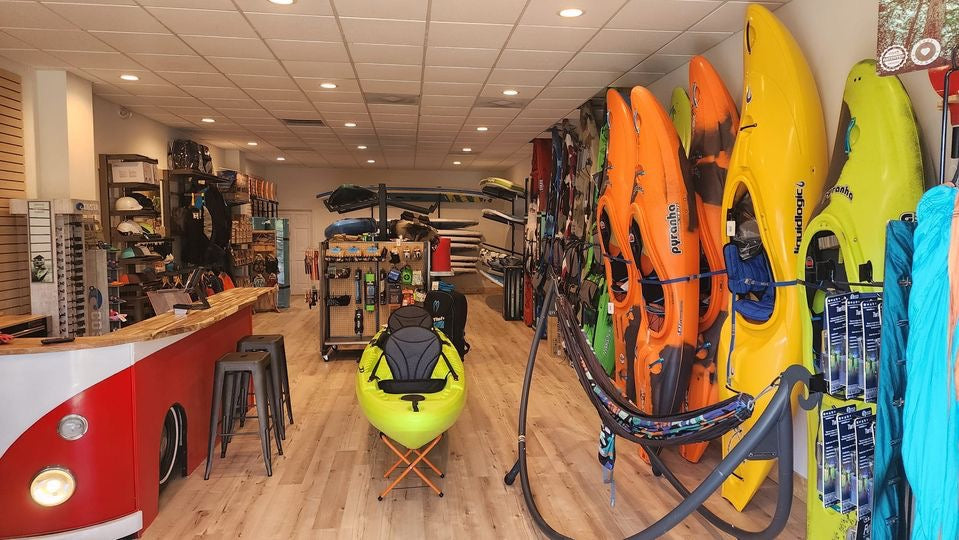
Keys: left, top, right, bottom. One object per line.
{"left": 504, "top": 276, "right": 823, "bottom": 540}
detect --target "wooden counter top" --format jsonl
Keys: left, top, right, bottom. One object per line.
{"left": 0, "top": 314, "right": 47, "bottom": 330}
{"left": 0, "top": 288, "right": 272, "bottom": 356}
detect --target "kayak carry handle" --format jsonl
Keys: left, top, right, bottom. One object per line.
{"left": 402, "top": 394, "right": 425, "bottom": 412}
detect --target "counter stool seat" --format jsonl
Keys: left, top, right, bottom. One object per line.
{"left": 238, "top": 335, "right": 292, "bottom": 438}
{"left": 204, "top": 351, "right": 283, "bottom": 479}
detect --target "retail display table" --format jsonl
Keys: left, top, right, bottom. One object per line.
{"left": 0, "top": 287, "right": 274, "bottom": 539}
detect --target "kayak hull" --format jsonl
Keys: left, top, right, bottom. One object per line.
{"left": 718, "top": 4, "right": 828, "bottom": 511}
{"left": 356, "top": 330, "right": 467, "bottom": 450}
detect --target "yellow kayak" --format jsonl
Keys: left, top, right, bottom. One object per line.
{"left": 356, "top": 325, "right": 466, "bottom": 450}
{"left": 717, "top": 4, "right": 828, "bottom": 511}
{"left": 799, "top": 59, "right": 923, "bottom": 536}
{"left": 669, "top": 86, "right": 692, "bottom": 156}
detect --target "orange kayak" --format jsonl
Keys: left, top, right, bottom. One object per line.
{"left": 597, "top": 89, "right": 640, "bottom": 398}
{"left": 625, "top": 86, "right": 700, "bottom": 417}
{"left": 680, "top": 55, "right": 740, "bottom": 463}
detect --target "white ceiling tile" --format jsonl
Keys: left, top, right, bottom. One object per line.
{"left": 0, "top": 31, "right": 29, "bottom": 48}
{"left": 519, "top": 0, "right": 627, "bottom": 27}
{"left": 124, "top": 83, "right": 188, "bottom": 97}
{"left": 497, "top": 49, "right": 574, "bottom": 71}
{"left": 299, "top": 79, "right": 362, "bottom": 94}
{"left": 429, "top": 0, "right": 525, "bottom": 24}
{"left": 245, "top": 13, "right": 339, "bottom": 40}
{"left": 423, "top": 66, "right": 489, "bottom": 84}
{"left": 233, "top": 0, "right": 333, "bottom": 15}
{"left": 583, "top": 28, "right": 679, "bottom": 54}
{"left": 517, "top": 107, "right": 571, "bottom": 119}
{"left": 50, "top": 50, "right": 140, "bottom": 69}
{"left": 659, "top": 31, "right": 732, "bottom": 55}
{"left": 0, "top": 49, "right": 74, "bottom": 67}
{"left": 44, "top": 4, "right": 165, "bottom": 32}
{"left": 0, "top": 1, "right": 75, "bottom": 30}
{"left": 538, "top": 86, "right": 602, "bottom": 100}
{"left": 359, "top": 79, "right": 421, "bottom": 94}
{"left": 4, "top": 28, "right": 112, "bottom": 51}
{"left": 180, "top": 35, "right": 272, "bottom": 59}
{"left": 611, "top": 71, "right": 663, "bottom": 87}
{"left": 468, "top": 107, "right": 521, "bottom": 118}
{"left": 91, "top": 31, "right": 192, "bottom": 55}
{"left": 228, "top": 74, "right": 298, "bottom": 90}
{"left": 610, "top": 0, "right": 721, "bottom": 31}
{"left": 480, "top": 83, "right": 543, "bottom": 97}
{"left": 245, "top": 87, "right": 303, "bottom": 100}
{"left": 633, "top": 54, "right": 691, "bottom": 73}
{"left": 421, "top": 81, "right": 481, "bottom": 96}
{"left": 419, "top": 105, "right": 469, "bottom": 116}
{"left": 130, "top": 53, "right": 213, "bottom": 72}
{"left": 428, "top": 22, "right": 512, "bottom": 49}
{"left": 282, "top": 60, "right": 354, "bottom": 79}
{"left": 487, "top": 68, "right": 555, "bottom": 86}
{"left": 208, "top": 56, "right": 286, "bottom": 76}
{"left": 157, "top": 71, "right": 233, "bottom": 86}
{"left": 526, "top": 97, "right": 585, "bottom": 110}
{"left": 691, "top": 1, "right": 778, "bottom": 32}
{"left": 419, "top": 115, "right": 463, "bottom": 126}
{"left": 138, "top": 0, "right": 235, "bottom": 8}
{"left": 258, "top": 100, "right": 315, "bottom": 112}
{"left": 565, "top": 52, "right": 643, "bottom": 72}
{"left": 550, "top": 70, "right": 619, "bottom": 86}
{"left": 507, "top": 25, "right": 595, "bottom": 52}
{"left": 425, "top": 46, "right": 498, "bottom": 68}
{"left": 267, "top": 39, "right": 348, "bottom": 62}
{"left": 340, "top": 18, "right": 425, "bottom": 46}
{"left": 348, "top": 43, "right": 422, "bottom": 65}
{"left": 182, "top": 85, "right": 245, "bottom": 99}
{"left": 307, "top": 90, "right": 364, "bottom": 103}
{"left": 201, "top": 97, "right": 260, "bottom": 109}
{"left": 420, "top": 94, "right": 474, "bottom": 107}
{"left": 366, "top": 103, "right": 418, "bottom": 114}
{"left": 146, "top": 8, "right": 257, "bottom": 38}
{"left": 333, "top": 0, "right": 427, "bottom": 20}
{"left": 312, "top": 102, "right": 367, "bottom": 114}
{"left": 355, "top": 63, "right": 421, "bottom": 81}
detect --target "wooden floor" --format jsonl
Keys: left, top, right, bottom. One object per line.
{"left": 145, "top": 295, "right": 805, "bottom": 539}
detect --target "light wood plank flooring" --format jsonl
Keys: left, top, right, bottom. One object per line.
{"left": 145, "top": 295, "right": 805, "bottom": 539}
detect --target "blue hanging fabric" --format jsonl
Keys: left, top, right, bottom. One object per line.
{"left": 598, "top": 425, "right": 615, "bottom": 506}
{"left": 872, "top": 220, "right": 916, "bottom": 540}
{"left": 902, "top": 185, "right": 959, "bottom": 540}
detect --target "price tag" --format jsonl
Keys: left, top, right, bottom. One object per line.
{"left": 607, "top": 301, "right": 614, "bottom": 315}
{"left": 726, "top": 220, "right": 736, "bottom": 237}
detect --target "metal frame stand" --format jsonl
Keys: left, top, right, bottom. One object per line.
{"left": 377, "top": 433, "right": 445, "bottom": 500}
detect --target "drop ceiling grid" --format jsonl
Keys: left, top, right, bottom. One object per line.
{"left": 0, "top": 0, "right": 790, "bottom": 170}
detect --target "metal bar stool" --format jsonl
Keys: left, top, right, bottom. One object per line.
{"left": 204, "top": 351, "right": 283, "bottom": 479}
{"left": 237, "top": 335, "right": 293, "bottom": 438}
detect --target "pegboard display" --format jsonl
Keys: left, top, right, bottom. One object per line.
{"left": 318, "top": 240, "right": 430, "bottom": 360}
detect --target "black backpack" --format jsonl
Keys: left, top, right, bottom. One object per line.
{"left": 425, "top": 290, "right": 470, "bottom": 359}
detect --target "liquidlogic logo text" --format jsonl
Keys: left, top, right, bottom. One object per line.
{"left": 667, "top": 203, "right": 682, "bottom": 254}
{"left": 793, "top": 181, "right": 805, "bottom": 254}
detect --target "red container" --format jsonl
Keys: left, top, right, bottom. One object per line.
{"left": 431, "top": 237, "right": 451, "bottom": 272}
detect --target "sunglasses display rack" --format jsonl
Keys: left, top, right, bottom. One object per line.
{"left": 318, "top": 240, "right": 431, "bottom": 361}
{"left": 11, "top": 198, "right": 109, "bottom": 337}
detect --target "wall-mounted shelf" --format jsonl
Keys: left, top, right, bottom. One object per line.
{"left": 108, "top": 182, "right": 161, "bottom": 191}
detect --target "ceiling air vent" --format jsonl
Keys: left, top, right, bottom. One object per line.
{"left": 365, "top": 93, "right": 420, "bottom": 105}
{"left": 474, "top": 97, "right": 527, "bottom": 109}
{"left": 281, "top": 119, "right": 326, "bottom": 127}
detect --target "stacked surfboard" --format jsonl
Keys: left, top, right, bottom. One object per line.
{"left": 433, "top": 218, "right": 481, "bottom": 275}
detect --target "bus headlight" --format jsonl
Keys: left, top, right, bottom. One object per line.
{"left": 30, "top": 467, "right": 76, "bottom": 507}
{"left": 57, "top": 414, "right": 88, "bottom": 441}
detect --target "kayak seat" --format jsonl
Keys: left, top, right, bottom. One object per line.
{"left": 377, "top": 326, "right": 454, "bottom": 395}
{"left": 387, "top": 305, "right": 434, "bottom": 333}
{"left": 723, "top": 243, "right": 775, "bottom": 323}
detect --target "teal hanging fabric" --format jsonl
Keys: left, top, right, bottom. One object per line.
{"left": 902, "top": 184, "right": 959, "bottom": 540}
{"left": 872, "top": 220, "right": 916, "bottom": 540}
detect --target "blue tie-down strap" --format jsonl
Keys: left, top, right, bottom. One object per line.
{"left": 638, "top": 268, "right": 727, "bottom": 286}
{"left": 598, "top": 425, "right": 616, "bottom": 506}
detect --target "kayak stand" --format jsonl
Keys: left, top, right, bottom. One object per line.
{"left": 377, "top": 432, "right": 445, "bottom": 500}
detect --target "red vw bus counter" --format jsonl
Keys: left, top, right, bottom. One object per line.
{"left": 0, "top": 288, "right": 273, "bottom": 539}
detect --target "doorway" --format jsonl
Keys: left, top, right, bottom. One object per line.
{"left": 280, "top": 209, "right": 313, "bottom": 296}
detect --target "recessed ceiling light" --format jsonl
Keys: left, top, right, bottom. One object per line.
{"left": 344, "top": 122, "right": 357, "bottom": 127}
{"left": 269, "top": 0, "right": 295, "bottom": 4}
{"left": 367, "top": 159, "right": 376, "bottom": 163}
{"left": 559, "top": 8, "right": 583, "bottom": 17}
{"left": 247, "top": 141, "right": 258, "bottom": 146}
{"left": 201, "top": 117, "right": 215, "bottom": 123}
{"left": 502, "top": 89, "right": 519, "bottom": 96}
{"left": 476, "top": 126, "right": 488, "bottom": 132}
{"left": 276, "top": 156, "right": 286, "bottom": 161}
{"left": 320, "top": 82, "right": 337, "bottom": 89}
{"left": 119, "top": 74, "right": 139, "bottom": 81}
{"left": 357, "top": 145, "right": 367, "bottom": 150}
{"left": 462, "top": 147, "right": 472, "bottom": 152}
{"left": 453, "top": 161, "right": 462, "bottom": 165}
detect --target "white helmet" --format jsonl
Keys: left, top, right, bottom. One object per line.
{"left": 116, "top": 220, "right": 144, "bottom": 235}
{"left": 115, "top": 196, "right": 142, "bottom": 211}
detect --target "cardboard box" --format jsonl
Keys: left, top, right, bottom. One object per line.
{"left": 111, "top": 161, "right": 157, "bottom": 184}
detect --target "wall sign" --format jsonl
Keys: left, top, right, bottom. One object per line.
{"left": 877, "top": 0, "right": 959, "bottom": 75}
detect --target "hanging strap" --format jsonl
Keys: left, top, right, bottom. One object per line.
{"left": 368, "top": 352, "right": 386, "bottom": 382}
{"left": 639, "top": 269, "right": 727, "bottom": 286}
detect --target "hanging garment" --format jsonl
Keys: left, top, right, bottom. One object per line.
{"left": 872, "top": 220, "right": 916, "bottom": 540}
{"left": 531, "top": 138, "right": 552, "bottom": 212}
{"left": 902, "top": 184, "right": 959, "bottom": 540}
